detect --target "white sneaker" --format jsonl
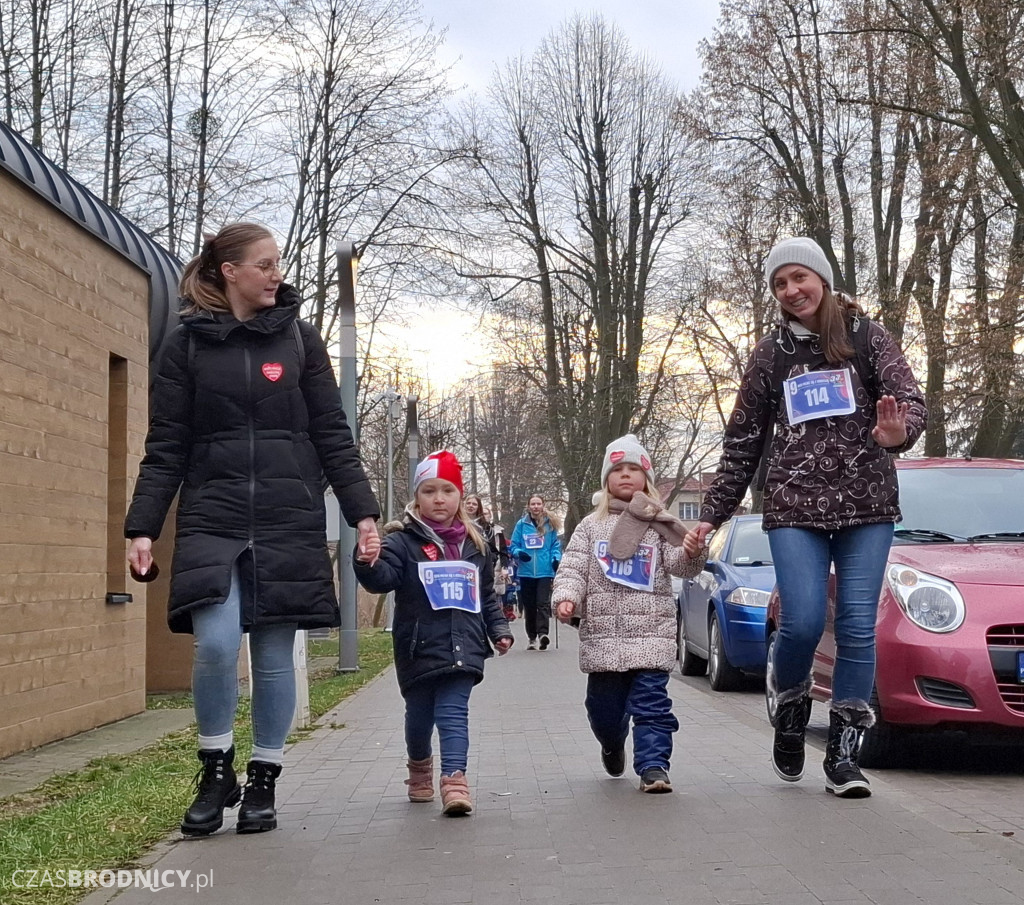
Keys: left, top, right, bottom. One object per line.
{"left": 526, "top": 640, "right": 538, "bottom": 650}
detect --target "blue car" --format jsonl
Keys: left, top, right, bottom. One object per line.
{"left": 678, "top": 515, "right": 775, "bottom": 691}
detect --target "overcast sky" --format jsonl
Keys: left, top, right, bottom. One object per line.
{"left": 387, "top": 2, "right": 723, "bottom": 389}
{"left": 417, "top": 0, "right": 722, "bottom": 95}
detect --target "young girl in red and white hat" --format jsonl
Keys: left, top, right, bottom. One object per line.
{"left": 354, "top": 451, "right": 513, "bottom": 815}
{"left": 553, "top": 434, "right": 705, "bottom": 793}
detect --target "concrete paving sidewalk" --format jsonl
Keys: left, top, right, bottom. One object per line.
{"left": 56, "top": 620, "right": 1024, "bottom": 904}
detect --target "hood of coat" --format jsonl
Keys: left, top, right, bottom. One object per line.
{"left": 180, "top": 283, "right": 302, "bottom": 341}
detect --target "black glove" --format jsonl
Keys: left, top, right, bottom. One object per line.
{"left": 516, "top": 551, "right": 532, "bottom": 562}
{"left": 552, "top": 559, "right": 560, "bottom": 572}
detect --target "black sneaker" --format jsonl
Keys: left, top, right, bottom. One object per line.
{"left": 539, "top": 635, "right": 550, "bottom": 650}
{"left": 601, "top": 746, "right": 625, "bottom": 777}
{"left": 639, "top": 767, "right": 672, "bottom": 793}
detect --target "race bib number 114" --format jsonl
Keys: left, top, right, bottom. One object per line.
{"left": 784, "top": 368, "right": 856, "bottom": 425}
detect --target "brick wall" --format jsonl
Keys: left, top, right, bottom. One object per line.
{"left": 0, "top": 172, "right": 151, "bottom": 757}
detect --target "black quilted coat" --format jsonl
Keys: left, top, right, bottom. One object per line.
{"left": 124, "top": 285, "right": 379, "bottom": 633}
{"left": 353, "top": 515, "right": 512, "bottom": 695}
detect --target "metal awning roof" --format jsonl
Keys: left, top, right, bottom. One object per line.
{"left": 0, "top": 120, "right": 181, "bottom": 362}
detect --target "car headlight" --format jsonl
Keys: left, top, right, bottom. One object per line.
{"left": 886, "top": 565, "right": 965, "bottom": 632}
{"left": 725, "top": 587, "right": 770, "bottom": 608}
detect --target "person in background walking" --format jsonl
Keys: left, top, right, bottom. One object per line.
{"left": 125, "top": 222, "right": 380, "bottom": 837}
{"left": 510, "top": 494, "right": 562, "bottom": 650}
{"left": 684, "top": 236, "right": 926, "bottom": 798}
{"left": 354, "top": 451, "right": 513, "bottom": 816}
{"left": 554, "top": 435, "right": 706, "bottom": 793}
{"left": 465, "top": 492, "right": 512, "bottom": 617}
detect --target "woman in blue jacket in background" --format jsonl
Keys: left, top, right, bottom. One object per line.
{"left": 510, "top": 494, "right": 562, "bottom": 650}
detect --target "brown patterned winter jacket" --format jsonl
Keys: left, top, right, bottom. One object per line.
{"left": 700, "top": 318, "right": 927, "bottom": 531}
{"left": 553, "top": 513, "right": 706, "bottom": 673}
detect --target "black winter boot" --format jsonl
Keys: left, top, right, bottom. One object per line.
{"left": 823, "top": 705, "right": 874, "bottom": 798}
{"left": 236, "top": 761, "right": 282, "bottom": 833}
{"left": 772, "top": 679, "right": 812, "bottom": 782}
{"left": 180, "top": 747, "right": 241, "bottom": 836}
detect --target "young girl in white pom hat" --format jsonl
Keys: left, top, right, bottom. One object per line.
{"left": 553, "top": 434, "right": 705, "bottom": 793}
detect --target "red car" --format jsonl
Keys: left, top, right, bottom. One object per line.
{"left": 765, "top": 458, "right": 1024, "bottom": 766}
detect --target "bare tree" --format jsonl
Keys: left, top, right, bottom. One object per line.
{"left": 446, "top": 14, "right": 698, "bottom": 533}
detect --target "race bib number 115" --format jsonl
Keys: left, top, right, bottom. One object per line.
{"left": 417, "top": 561, "right": 481, "bottom": 613}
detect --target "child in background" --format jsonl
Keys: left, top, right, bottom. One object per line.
{"left": 554, "top": 435, "right": 706, "bottom": 793}
{"left": 354, "top": 451, "right": 513, "bottom": 816}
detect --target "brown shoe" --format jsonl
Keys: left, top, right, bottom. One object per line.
{"left": 439, "top": 771, "right": 473, "bottom": 816}
{"left": 405, "top": 756, "right": 434, "bottom": 802}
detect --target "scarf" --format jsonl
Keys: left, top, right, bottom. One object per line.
{"left": 421, "top": 516, "right": 467, "bottom": 561}
{"left": 607, "top": 491, "right": 688, "bottom": 560}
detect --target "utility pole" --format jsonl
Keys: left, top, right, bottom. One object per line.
{"left": 406, "top": 395, "right": 420, "bottom": 496}
{"left": 336, "top": 240, "right": 359, "bottom": 673}
{"left": 469, "top": 395, "right": 477, "bottom": 491}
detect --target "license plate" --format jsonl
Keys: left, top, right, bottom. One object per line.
{"left": 1018, "top": 650, "right": 1024, "bottom": 683}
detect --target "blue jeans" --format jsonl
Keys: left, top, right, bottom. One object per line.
{"left": 585, "top": 670, "right": 678, "bottom": 775}
{"left": 191, "top": 564, "right": 297, "bottom": 761}
{"left": 404, "top": 673, "right": 475, "bottom": 776}
{"left": 768, "top": 523, "right": 894, "bottom": 703}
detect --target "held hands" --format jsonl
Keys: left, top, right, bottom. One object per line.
{"left": 683, "top": 522, "right": 714, "bottom": 559}
{"left": 872, "top": 395, "right": 909, "bottom": 449}
{"left": 494, "top": 637, "right": 513, "bottom": 656}
{"left": 555, "top": 600, "right": 576, "bottom": 624}
{"left": 128, "top": 537, "right": 153, "bottom": 578}
{"left": 356, "top": 517, "right": 381, "bottom": 565}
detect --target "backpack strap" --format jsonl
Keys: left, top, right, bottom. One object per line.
{"left": 292, "top": 320, "right": 306, "bottom": 375}
{"left": 849, "top": 315, "right": 877, "bottom": 400}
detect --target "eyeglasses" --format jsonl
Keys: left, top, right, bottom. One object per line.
{"left": 236, "top": 259, "right": 285, "bottom": 277}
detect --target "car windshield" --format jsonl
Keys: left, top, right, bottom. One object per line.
{"left": 897, "top": 467, "right": 1024, "bottom": 539}
{"left": 729, "top": 520, "right": 773, "bottom": 565}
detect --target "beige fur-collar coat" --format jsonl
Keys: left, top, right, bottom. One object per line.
{"left": 552, "top": 512, "right": 706, "bottom": 674}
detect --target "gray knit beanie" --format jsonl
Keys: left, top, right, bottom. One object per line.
{"left": 765, "top": 237, "right": 833, "bottom": 293}
{"left": 600, "top": 434, "right": 655, "bottom": 487}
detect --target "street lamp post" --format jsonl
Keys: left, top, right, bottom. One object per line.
{"left": 406, "top": 394, "right": 420, "bottom": 497}
{"left": 336, "top": 240, "right": 359, "bottom": 673}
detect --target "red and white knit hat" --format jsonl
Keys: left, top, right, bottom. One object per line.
{"left": 600, "top": 433, "right": 655, "bottom": 487}
{"left": 412, "top": 450, "right": 464, "bottom": 495}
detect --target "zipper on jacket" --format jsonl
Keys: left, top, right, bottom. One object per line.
{"left": 245, "top": 347, "right": 257, "bottom": 625}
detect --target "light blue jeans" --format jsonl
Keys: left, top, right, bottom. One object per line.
{"left": 768, "top": 523, "right": 894, "bottom": 703}
{"left": 191, "top": 564, "right": 297, "bottom": 763}
{"left": 404, "top": 674, "right": 475, "bottom": 776}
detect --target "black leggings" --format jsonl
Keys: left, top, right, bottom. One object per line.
{"left": 520, "top": 576, "right": 552, "bottom": 641}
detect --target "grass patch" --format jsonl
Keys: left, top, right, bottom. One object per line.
{"left": 0, "top": 629, "right": 393, "bottom": 905}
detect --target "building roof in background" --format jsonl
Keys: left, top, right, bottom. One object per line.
{"left": 0, "top": 120, "right": 181, "bottom": 362}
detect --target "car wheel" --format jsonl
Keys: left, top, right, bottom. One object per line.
{"left": 708, "top": 611, "right": 742, "bottom": 692}
{"left": 764, "top": 630, "right": 779, "bottom": 725}
{"left": 678, "top": 617, "right": 708, "bottom": 677}
{"left": 858, "top": 688, "right": 903, "bottom": 769}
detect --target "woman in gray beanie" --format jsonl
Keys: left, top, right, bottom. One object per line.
{"left": 684, "top": 236, "right": 926, "bottom": 799}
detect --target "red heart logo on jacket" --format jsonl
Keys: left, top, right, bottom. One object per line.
{"left": 262, "top": 363, "right": 284, "bottom": 382}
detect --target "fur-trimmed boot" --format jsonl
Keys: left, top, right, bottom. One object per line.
{"left": 180, "top": 746, "right": 242, "bottom": 837}
{"left": 405, "top": 756, "right": 435, "bottom": 802}
{"left": 236, "top": 761, "right": 282, "bottom": 833}
{"left": 772, "top": 678, "right": 813, "bottom": 782}
{"left": 823, "top": 704, "right": 875, "bottom": 798}
{"left": 439, "top": 771, "right": 473, "bottom": 816}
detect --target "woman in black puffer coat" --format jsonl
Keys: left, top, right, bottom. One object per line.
{"left": 125, "top": 223, "right": 380, "bottom": 838}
